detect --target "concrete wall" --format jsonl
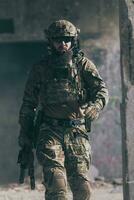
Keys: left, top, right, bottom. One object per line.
{"left": 119, "top": 0, "right": 134, "bottom": 199}
{"left": 0, "top": 0, "right": 118, "bottom": 42}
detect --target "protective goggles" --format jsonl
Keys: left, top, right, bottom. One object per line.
{"left": 52, "top": 37, "right": 73, "bottom": 43}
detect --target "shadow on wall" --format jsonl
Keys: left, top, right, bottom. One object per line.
{"left": 0, "top": 42, "right": 47, "bottom": 184}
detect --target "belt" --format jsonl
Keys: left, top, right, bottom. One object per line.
{"left": 44, "top": 116, "right": 85, "bottom": 127}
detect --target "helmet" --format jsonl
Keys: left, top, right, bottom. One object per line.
{"left": 45, "top": 20, "right": 80, "bottom": 39}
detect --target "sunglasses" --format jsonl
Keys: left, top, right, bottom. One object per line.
{"left": 52, "top": 37, "right": 72, "bottom": 43}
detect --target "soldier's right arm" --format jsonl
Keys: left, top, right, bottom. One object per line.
{"left": 19, "top": 64, "right": 41, "bottom": 146}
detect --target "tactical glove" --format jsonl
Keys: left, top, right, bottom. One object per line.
{"left": 84, "top": 100, "right": 103, "bottom": 121}
{"left": 18, "top": 115, "right": 34, "bottom": 148}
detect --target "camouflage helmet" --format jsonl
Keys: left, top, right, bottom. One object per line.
{"left": 45, "top": 20, "right": 80, "bottom": 39}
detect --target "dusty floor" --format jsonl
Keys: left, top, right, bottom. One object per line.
{"left": 0, "top": 182, "right": 123, "bottom": 200}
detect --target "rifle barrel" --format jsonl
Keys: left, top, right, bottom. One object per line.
{"left": 28, "top": 166, "right": 35, "bottom": 190}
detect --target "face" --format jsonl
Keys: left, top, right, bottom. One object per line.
{"left": 52, "top": 37, "right": 72, "bottom": 53}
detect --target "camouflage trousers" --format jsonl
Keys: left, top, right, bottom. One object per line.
{"left": 36, "top": 122, "right": 91, "bottom": 200}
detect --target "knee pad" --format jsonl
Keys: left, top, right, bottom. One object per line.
{"left": 68, "top": 175, "right": 91, "bottom": 200}
{"left": 51, "top": 168, "right": 67, "bottom": 193}
{"left": 44, "top": 168, "right": 67, "bottom": 196}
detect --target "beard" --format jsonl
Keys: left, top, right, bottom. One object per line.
{"left": 53, "top": 48, "right": 73, "bottom": 65}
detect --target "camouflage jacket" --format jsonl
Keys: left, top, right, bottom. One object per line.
{"left": 19, "top": 52, "right": 109, "bottom": 129}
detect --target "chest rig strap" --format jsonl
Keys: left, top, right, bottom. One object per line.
{"left": 73, "top": 52, "right": 86, "bottom": 104}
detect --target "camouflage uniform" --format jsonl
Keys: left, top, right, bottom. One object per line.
{"left": 18, "top": 20, "right": 109, "bottom": 200}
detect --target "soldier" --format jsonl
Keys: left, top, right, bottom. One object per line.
{"left": 18, "top": 20, "right": 109, "bottom": 200}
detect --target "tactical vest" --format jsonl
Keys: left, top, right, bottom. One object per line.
{"left": 44, "top": 53, "right": 86, "bottom": 105}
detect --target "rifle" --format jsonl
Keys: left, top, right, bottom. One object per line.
{"left": 17, "top": 146, "right": 35, "bottom": 190}
{"left": 17, "top": 108, "right": 44, "bottom": 189}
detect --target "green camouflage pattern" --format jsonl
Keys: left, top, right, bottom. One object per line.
{"left": 45, "top": 20, "right": 80, "bottom": 38}
{"left": 36, "top": 122, "right": 91, "bottom": 200}
{"left": 44, "top": 65, "right": 78, "bottom": 104}
{"left": 19, "top": 54, "right": 109, "bottom": 121}
{"left": 19, "top": 51, "right": 109, "bottom": 200}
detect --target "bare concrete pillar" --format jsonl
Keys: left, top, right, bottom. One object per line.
{"left": 119, "top": 0, "right": 134, "bottom": 199}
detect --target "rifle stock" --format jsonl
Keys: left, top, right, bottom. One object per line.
{"left": 17, "top": 147, "right": 35, "bottom": 190}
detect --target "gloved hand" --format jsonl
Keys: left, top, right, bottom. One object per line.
{"left": 84, "top": 100, "right": 103, "bottom": 121}
{"left": 18, "top": 115, "right": 34, "bottom": 148}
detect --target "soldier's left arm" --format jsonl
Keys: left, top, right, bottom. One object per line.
{"left": 18, "top": 64, "right": 41, "bottom": 147}
{"left": 81, "top": 57, "right": 109, "bottom": 117}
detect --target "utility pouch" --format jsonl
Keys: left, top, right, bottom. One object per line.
{"left": 85, "top": 117, "right": 91, "bottom": 132}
